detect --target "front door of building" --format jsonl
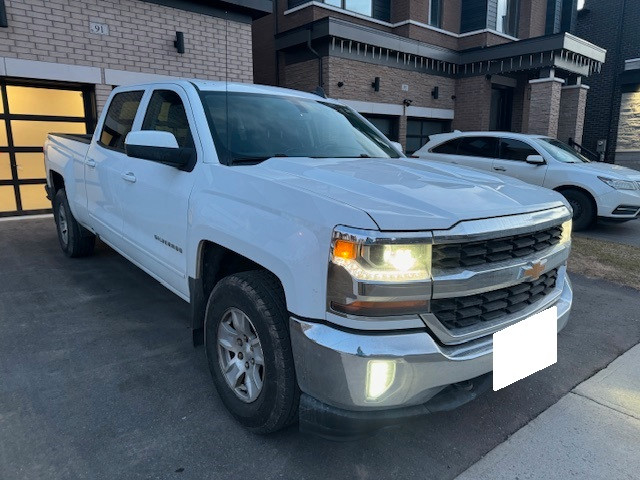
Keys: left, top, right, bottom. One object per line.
{"left": 0, "top": 80, "right": 95, "bottom": 217}
{"left": 489, "top": 85, "right": 514, "bottom": 131}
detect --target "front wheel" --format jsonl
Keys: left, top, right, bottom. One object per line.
{"left": 204, "top": 270, "right": 299, "bottom": 433}
{"left": 561, "top": 189, "right": 596, "bottom": 231}
{"left": 53, "top": 188, "right": 96, "bottom": 257}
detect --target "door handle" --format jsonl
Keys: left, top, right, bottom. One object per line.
{"left": 493, "top": 166, "right": 506, "bottom": 172}
{"left": 86, "top": 159, "right": 96, "bottom": 168}
{"left": 121, "top": 172, "right": 137, "bottom": 183}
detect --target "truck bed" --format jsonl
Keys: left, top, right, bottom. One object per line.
{"left": 44, "top": 133, "right": 93, "bottom": 184}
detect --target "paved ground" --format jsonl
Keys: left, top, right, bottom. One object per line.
{"left": 577, "top": 219, "right": 640, "bottom": 248}
{"left": 1, "top": 218, "right": 640, "bottom": 480}
{"left": 456, "top": 345, "right": 640, "bottom": 480}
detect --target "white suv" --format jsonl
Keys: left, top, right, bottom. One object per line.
{"left": 414, "top": 131, "right": 640, "bottom": 230}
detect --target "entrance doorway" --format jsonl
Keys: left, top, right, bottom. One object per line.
{"left": 489, "top": 85, "right": 514, "bottom": 131}
{"left": 0, "top": 80, "right": 95, "bottom": 217}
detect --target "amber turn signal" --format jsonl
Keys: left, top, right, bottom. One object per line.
{"left": 333, "top": 239, "right": 357, "bottom": 260}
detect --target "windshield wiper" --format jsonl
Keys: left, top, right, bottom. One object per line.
{"left": 230, "top": 154, "right": 289, "bottom": 165}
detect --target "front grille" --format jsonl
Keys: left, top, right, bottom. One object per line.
{"left": 432, "top": 225, "right": 563, "bottom": 270}
{"left": 431, "top": 268, "right": 559, "bottom": 330}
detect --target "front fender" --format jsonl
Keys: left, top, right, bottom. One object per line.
{"left": 187, "top": 168, "right": 377, "bottom": 319}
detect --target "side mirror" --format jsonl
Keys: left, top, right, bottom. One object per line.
{"left": 391, "top": 141, "right": 404, "bottom": 154}
{"left": 125, "top": 131, "right": 194, "bottom": 169}
{"left": 526, "top": 154, "right": 545, "bottom": 165}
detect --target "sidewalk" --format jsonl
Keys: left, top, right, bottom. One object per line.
{"left": 456, "top": 343, "right": 640, "bottom": 480}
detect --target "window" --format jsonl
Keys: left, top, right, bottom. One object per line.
{"left": 99, "top": 91, "right": 143, "bottom": 151}
{"left": 142, "top": 90, "right": 194, "bottom": 148}
{"left": 499, "top": 138, "right": 539, "bottom": 161}
{"left": 457, "top": 137, "right": 499, "bottom": 158}
{"left": 429, "top": 0, "right": 442, "bottom": 28}
{"left": 363, "top": 114, "right": 398, "bottom": 142}
{"left": 406, "top": 119, "right": 450, "bottom": 154}
{"left": 199, "top": 92, "right": 400, "bottom": 163}
{"left": 496, "top": 0, "right": 519, "bottom": 37}
{"left": 432, "top": 138, "right": 460, "bottom": 154}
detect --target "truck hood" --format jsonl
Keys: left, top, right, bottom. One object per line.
{"left": 572, "top": 161, "right": 640, "bottom": 180}
{"left": 258, "top": 157, "right": 566, "bottom": 231}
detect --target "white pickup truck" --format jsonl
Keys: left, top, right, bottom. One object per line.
{"left": 44, "top": 81, "right": 574, "bottom": 439}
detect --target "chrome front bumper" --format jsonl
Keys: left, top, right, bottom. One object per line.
{"left": 290, "top": 271, "right": 572, "bottom": 412}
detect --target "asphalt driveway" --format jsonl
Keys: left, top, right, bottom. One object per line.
{"left": 577, "top": 218, "right": 640, "bottom": 247}
{"left": 1, "top": 218, "right": 640, "bottom": 480}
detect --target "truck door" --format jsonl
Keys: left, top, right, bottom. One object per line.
{"left": 85, "top": 90, "right": 144, "bottom": 246}
{"left": 117, "top": 86, "right": 198, "bottom": 298}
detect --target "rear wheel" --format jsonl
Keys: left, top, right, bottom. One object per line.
{"left": 53, "top": 188, "right": 96, "bottom": 257}
{"left": 561, "top": 189, "right": 595, "bottom": 231}
{"left": 204, "top": 270, "right": 299, "bottom": 433}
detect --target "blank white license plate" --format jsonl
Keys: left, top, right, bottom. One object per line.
{"left": 493, "top": 306, "right": 557, "bottom": 391}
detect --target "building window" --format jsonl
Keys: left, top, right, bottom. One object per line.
{"left": 496, "top": 0, "right": 519, "bottom": 37}
{"left": 406, "top": 119, "right": 450, "bottom": 154}
{"left": 303, "top": 0, "right": 390, "bottom": 21}
{"left": 429, "top": 0, "right": 442, "bottom": 28}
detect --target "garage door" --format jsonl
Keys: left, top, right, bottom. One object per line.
{"left": 0, "top": 80, "right": 95, "bottom": 217}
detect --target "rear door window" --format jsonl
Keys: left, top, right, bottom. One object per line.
{"left": 457, "top": 137, "right": 499, "bottom": 158}
{"left": 98, "top": 91, "right": 144, "bottom": 152}
{"left": 499, "top": 138, "right": 540, "bottom": 161}
{"left": 431, "top": 138, "right": 459, "bottom": 154}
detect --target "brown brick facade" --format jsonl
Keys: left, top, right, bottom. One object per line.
{"left": 453, "top": 76, "right": 492, "bottom": 131}
{"left": 527, "top": 79, "right": 564, "bottom": 137}
{"left": 557, "top": 85, "right": 589, "bottom": 143}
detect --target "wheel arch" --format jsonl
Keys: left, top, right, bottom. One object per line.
{"left": 553, "top": 184, "right": 598, "bottom": 212}
{"left": 189, "top": 239, "right": 288, "bottom": 346}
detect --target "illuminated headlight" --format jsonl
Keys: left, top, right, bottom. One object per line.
{"left": 328, "top": 227, "right": 432, "bottom": 317}
{"left": 331, "top": 239, "right": 432, "bottom": 282}
{"left": 598, "top": 176, "right": 638, "bottom": 191}
{"left": 560, "top": 219, "right": 572, "bottom": 244}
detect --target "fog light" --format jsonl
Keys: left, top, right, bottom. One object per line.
{"left": 366, "top": 360, "right": 396, "bottom": 400}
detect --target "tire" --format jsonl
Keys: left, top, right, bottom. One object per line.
{"left": 53, "top": 188, "right": 96, "bottom": 257}
{"left": 204, "top": 270, "right": 299, "bottom": 433}
{"left": 561, "top": 189, "right": 596, "bottom": 231}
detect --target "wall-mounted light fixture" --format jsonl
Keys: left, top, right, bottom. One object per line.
{"left": 431, "top": 86, "right": 439, "bottom": 100}
{"left": 371, "top": 77, "right": 380, "bottom": 92}
{"left": 402, "top": 98, "right": 413, "bottom": 107}
{"left": 174, "top": 31, "right": 185, "bottom": 54}
{"left": 0, "top": 0, "right": 9, "bottom": 28}
{"left": 337, "top": 81, "right": 344, "bottom": 88}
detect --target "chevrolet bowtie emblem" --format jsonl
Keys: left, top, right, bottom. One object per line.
{"left": 522, "top": 261, "right": 546, "bottom": 280}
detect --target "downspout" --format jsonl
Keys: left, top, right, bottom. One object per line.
{"left": 274, "top": 0, "right": 280, "bottom": 85}
{"left": 307, "top": 27, "right": 323, "bottom": 87}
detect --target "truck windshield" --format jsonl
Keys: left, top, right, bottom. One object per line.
{"left": 537, "top": 138, "right": 590, "bottom": 164}
{"left": 199, "top": 91, "right": 401, "bottom": 164}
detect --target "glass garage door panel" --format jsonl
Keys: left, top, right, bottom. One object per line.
{"left": 11, "top": 121, "right": 86, "bottom": 147}
{"left": 6, "top": 86, "right": 85, "bottom": 117}
{"left": 0, "top": 81, "right": 94, "bottom": 216}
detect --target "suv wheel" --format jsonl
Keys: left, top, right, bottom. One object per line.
{"left": 561, "top": 189, "right": 595, "bottom": 231}
{"left": 53, "top": 188, "right": 96, "bottom": 257}
{"left": 204, "top": 270, "right": 299, "bottom": 433}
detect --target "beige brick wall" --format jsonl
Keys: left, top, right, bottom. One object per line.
{"left": 0, "top": 0, "right": 253, "bottom": 102}
{"left": 526, "top": 79, "right": 563, "bottom": 137}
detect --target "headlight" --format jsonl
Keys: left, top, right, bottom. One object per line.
{"left": 598, "top": 176, "right": 638, "bottom": 191}
{"left": 560, "top": 219, "right": 572, "bottom": 244}
{"left": 332, "top": 239, "right": 432, "bottom": 282}
{"left": 328, "top": 227, "right": 432, "bottom": 317}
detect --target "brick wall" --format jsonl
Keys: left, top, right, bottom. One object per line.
{"left": 518, "top": 0, "right": 547, "bottom": 39}
{"left": 576, "top": 0, "right": 640, "bottom": 160}
{"left": 323, "top": 56, "right": 455, "bottom": 110}
{"left": 527, "top": 79, "right": 563, "bottom": 137}
{"left": 453, "top": 76, "right": 491, "bottom": 130}
{"left": 0, "top": 0, "right": 254, "bottom": 110}
{"left": 557, "top": 85, "right": 588, "bottom": 143}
